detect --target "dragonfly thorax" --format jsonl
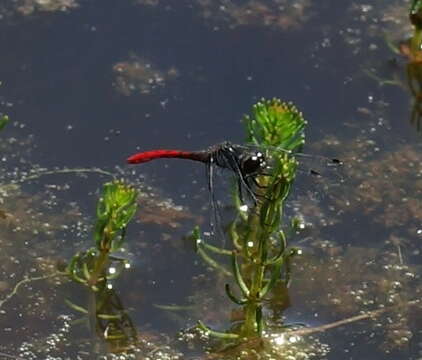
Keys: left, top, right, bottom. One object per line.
{"left": 238, "top": 150, "right": 266, "bottom": 176}
{"left": 213, "top": 143, "right": 267, "bottom": 177}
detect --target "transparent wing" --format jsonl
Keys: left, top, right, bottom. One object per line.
{"left": 202, "top": 143, "right": 344, "bottom": 248}
{"left": 205, "top": 158, "right": 236, "bottom": 248}
{"left": 235, "top": 143, "right": 344, "bottom": 187}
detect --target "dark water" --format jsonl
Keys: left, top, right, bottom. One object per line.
{"left": 0, "top": 0, "right": 421, "bottom": 359}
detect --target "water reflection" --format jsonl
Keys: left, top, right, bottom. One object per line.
{"left": 400, "top": 0, "right": 422, "bottom": 131}
{"left": 0, "top": 0, "right": 78, "bottom": 17}
{"left": 362, "top": 0, "right": 422, "bottom": 132}
{"left": 311, "top": 140, "right": 422, "bottom": 242}
{"left": 134, "top": 0, "right": 312, "bottom": 30}
{"left": 113, "top": 56, "right": 180, "bottom": 97}
{"left": 193, "top": 0, "right": 312, "bottom": 30}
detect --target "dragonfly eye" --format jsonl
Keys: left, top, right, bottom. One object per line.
{"left": 241, "top": 152, "right": 266, "bottom": 175}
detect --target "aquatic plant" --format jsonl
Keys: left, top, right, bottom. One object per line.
{"left": 66, "top": 180, "right": 139, "bottom": 348}
{"left": 196, "top": 98, "right": 306, "bottom": 339}
{"left": 0, "top": 80, "right": 9, "bottom": 132}
{"left": 0, "top": 81, "right": 9, "bottom": 133}
{"left": 406, "top": 0, "right": 422, "bottom": 131}
{"left": 383, "top": 0, "right": 422, "bottom": 131}
{"left": 410, "top": 0, "right": 422, "bottom": 50}
{"left": 67, "top": 180, "right": 138, "bottom": 290}
{"left": 365, "top": 1, "right": 422, "bottom": 132}
{"left": 0, "top": 114, "right": 8, "bottom": 132}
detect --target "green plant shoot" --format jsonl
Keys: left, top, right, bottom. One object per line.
{"left": 0, "top": 115, "right": 9, "bottom": 132}
{"left": 94, "top": 180, "right": 138, "bottom": 252}
{"left": 67, "top": 180, "right": 138, "bottom": 290}
{"left": 197, "top": 98, "right": 306, "bottom": 340}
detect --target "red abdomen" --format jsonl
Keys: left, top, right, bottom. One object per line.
{"left": 127, "top": 149, "right": 208, "bottom": 164}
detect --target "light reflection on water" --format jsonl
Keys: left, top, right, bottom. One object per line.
{"left": 0, "top": 0, "right": 421, "bottom": 359}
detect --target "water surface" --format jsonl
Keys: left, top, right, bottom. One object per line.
{"left": 0, "top": 1, "right": 421, "bottom": 359}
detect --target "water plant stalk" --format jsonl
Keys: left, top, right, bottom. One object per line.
{"left": 67, "top": 180, "right": 138, "bottom": 290}
{"left": 66, "top": 180, "right": 138, "bottom": 349}
{"left": 197, "top": 98, "right": 306, "bottom": 339}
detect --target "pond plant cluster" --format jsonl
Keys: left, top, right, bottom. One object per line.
{"left": 0, "top": 94, "right": 342, "bottom": 359}
{"left": 369, "top": 0, "right": 422, "bottom": 131}
{"left": 62, "top": 97, "right": 311, "bottom": 358}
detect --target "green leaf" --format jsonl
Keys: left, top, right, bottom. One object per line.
{"left": 82, "top": 262, "right": 91, "bottom": 281}
{"left": 225, "top": 284, "right": 248, "bottom": 305}
{"left": 197, "top": 246, "right": 231, "bottom": 277}
{"left": 97, "top": 313, "right": 122, "bottom": 320}
{"left": 197, "top": 321, "right": 240, "bottom": 339}
{"left": 64, "top": 298, "right": 88, "bottom": 314}
{"left": 244, "top": 98, "right": 306, "bottom": 151}
{"left": 259, "top": 260, "right": 282, "bottom": 298}
{"left": 411, "top": 0, "right": 422, "bottom": 12}
{"left": 266, "top": 231, "right": 287, "bottom": 265}
{"left": 93, "top": 180, "right": 138, "bottom": 251}
{"left": 231, "top": 252, "right": 250, "bottom": 297}
{"left": 0, "top": 115, "right": 9, "bottom": 132}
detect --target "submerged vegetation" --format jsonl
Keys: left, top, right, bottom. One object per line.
{"left": 67, "top": 180, "right": 138, "bottom": 290}
{"left": 66, "top": 180, "right": 139, "bottom": 349}
{"left": 60, "top": 98, "right": 308, "bottom": 354}
{"left": 0, "top": 82, "right": 9, "bottom": 133}
{"left": 0, "top": 114, "right": 8, "bottom": 132}
{"left": 1, "top": 96, "right": 419, "bottom": 359}
{"left": 369, "top": 0, "right": 422, "bottom": 131}
{"left": 195, "top": 99, "right": 306, "bottom": 343}
{"left": 188, "top": 99, "right": 316, "bottom": 356}
{"left": 398, "top": 0, "right": 422, "bottom": 131}
{"left": 52, "top": 98, "right": 325, "bottom": 357}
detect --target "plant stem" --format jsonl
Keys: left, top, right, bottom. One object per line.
{"left": 88, "top": 248, "right": 110, "bottom": 288}
{"left": 411, "top": 28, "right": 422, "bottom": 53}
{"left": 241, "top": 202, "right": 268, "bottom": 336}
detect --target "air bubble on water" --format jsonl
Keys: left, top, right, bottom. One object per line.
{"left": 239, "top": 204, "right": 248, "bottom": 212}
{"left": 321, "top": 37, "right": 331, "bottom": 48}
{"left": 361, "top": 4, "right": 373, "bottom": 12}
{"left": 404, "top": 272, "right": 415, "bottom": 278}
{"left": 288, "top": 335, "right": 300, "bottom": 344}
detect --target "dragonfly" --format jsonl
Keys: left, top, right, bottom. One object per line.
{"left": 126, "top": 141, "right": 342, "bottom": 208}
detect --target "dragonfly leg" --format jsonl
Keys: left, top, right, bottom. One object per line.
{"left": 237, "top": 178, "right": 247, "bottom": 205}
